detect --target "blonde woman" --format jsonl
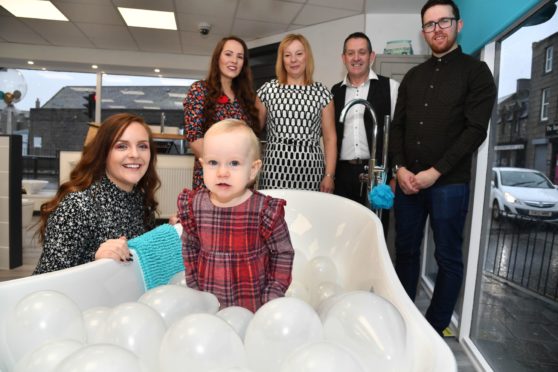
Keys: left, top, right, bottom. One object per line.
{"left": 257, "top": 34, "right": 336, "bottom": 192}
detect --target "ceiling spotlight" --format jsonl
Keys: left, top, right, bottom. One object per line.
{"left": 91, "top": 64, "right": 98, "bottom": 69}
{"left": 154, "top": 68, "right": 160, "bottom": 73}
{"left": 27, "top": 60, "right": 34, "bottom": 65}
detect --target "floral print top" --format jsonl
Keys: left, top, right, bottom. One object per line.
{"left": 183, "top": 80, "right": 251, "bottom": 189}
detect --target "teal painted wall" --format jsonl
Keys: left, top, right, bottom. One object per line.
{"left": 454, "top": 0, "right": 544, "bottom": 53}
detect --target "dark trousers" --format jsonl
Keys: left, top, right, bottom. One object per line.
{"left": 394, "top": 182, "right": 469, "bottom": 334}
{"left": 335, "top": 161, "right": 390, "bottom": 238}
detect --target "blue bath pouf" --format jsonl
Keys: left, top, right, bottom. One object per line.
{"left": 369, "top": 183, "right": 394, "bottom": 209}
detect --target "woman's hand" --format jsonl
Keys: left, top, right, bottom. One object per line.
{"left": 95, "top": 236, "right": 132, "bottom": 262}
{"left": 169, "top": 212, "right": 180, "bottom": 225}
{"left": 320, "top": 175, "right": 335, "bottom": 193}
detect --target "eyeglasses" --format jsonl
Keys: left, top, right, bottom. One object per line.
{"left": 422, "top": 17, "right": 458, "bottom": 33}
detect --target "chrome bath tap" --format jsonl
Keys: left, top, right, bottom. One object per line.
{"left": 339, "top": 98, "right": 390, "bottom": 212}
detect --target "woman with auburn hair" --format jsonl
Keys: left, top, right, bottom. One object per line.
{"left": 33, "top": 113, "right": 161, "bottom": 274}
{"left": 257, "top": 34, "right": 337, "bottom": 192}
{"left": 183, "top": 36, "right": 264, "bottom": 190}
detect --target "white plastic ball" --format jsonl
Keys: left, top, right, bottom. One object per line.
{"left": 285, "top": 280, "right": 311, "bottom": 304}
{"left": 321, "top": 291, "right": 407, "bottom": 372}
{"left": 103, "top": 302, "right": 166, "bottom": 371}
{"left": 278, "top": 341, "right": 366, "bottom": 372}
{"left": 138, "top": 285, "right": 219, "bottom": 327}
{"left": 159, "top": 313, "right": 246, "bottom": 372}
{"left": 5, "top": 290, "right": 85, "bottom": 363}
{"left": 216, "top": 306, "right": 254, "bottom": 340}
{"left": 303, "top": 256, "right": 339, "bottom": 293}
{"left": 82, "top": 306, "right": 111, "bottom": 344}
{"left": 15, "top": 339, "right": 83, "bottom": 372}
{"left": 56, "top": 344, "right": 147, "bottom": 372}
{"left": 244, "top": 297, "right": 323, "bottom": 372}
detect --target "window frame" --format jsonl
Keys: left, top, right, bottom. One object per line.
{"left": 545, "top": 46, "right": 554, "bottom": 73}
{"left": 541, "top": 87, "right": 550, "bottom": 121}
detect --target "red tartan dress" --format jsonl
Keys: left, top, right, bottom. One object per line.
{"left": 177, "top": 188, "right": 294, "bottom": 312}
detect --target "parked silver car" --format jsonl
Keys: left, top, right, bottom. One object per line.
{"left": 491, "top": 167, "right": 558, "bottom": 220}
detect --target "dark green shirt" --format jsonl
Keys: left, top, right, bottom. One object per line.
{"left": 389, "top": 46, "right": 496, "bottom": 185}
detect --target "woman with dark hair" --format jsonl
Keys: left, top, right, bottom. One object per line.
{"left": 257, "top": 34, "right": 336, "bottom": 192}
{"left": 183, "top": 36, "right": 263, "bottom": 190}
{"left": 33, "top": 113, "right": 161, "bottom": 274}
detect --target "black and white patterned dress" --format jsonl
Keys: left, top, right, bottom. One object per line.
{"left": 257, "top": 79, "right": 333, "bottom": 190}
{"left": 33, "top": 176, "right": 152, "bottom": 274}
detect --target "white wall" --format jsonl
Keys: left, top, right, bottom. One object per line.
{"left": 247, "top": 15, "right": 365, "bottom": 89}
{"left": 246, "top": 12, "right": 429, "bottom": 89}
{"left": 365, "top": 13, "right": 428, "bottom": 56}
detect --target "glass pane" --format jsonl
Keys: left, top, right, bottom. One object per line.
{"left": 0, "top": 68, "right": 97, "bottom": 190}
{"left": 99, "top": 73, "right": 194, "bottom": 155}
{"left": 472, "top": 2, "right": 558, "bottom": 371}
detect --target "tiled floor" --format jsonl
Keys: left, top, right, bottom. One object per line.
{"left": 415, "top": 287, "right": 476, "bottom": 372}
{"left": 0, "top": 216, "right": 42, "bottom": 281}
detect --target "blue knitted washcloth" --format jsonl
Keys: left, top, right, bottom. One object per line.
{"left": 128, "top": 224, "right": 184, "bottom": 290}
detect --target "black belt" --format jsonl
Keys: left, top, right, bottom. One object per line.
{"left": 340, "top": 159, "right": 368, "bottom": 165}
{"left": 269, "top": 138, "right": 317, "bottom": 147}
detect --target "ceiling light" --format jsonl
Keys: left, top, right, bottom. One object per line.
{"left": 27, "top": 60, "right": 34, "bottom": 65}
{"left": 118, "top": 7, "right": 177, "bottom": 30}
{"left": 0, "top": 0, "right": 68, "bottom": 21}
{"left": 154, "top": 68, "right": 160, "bottom": 73}
{"left": 91, "top": 65, "right": 98, "bottom": 69}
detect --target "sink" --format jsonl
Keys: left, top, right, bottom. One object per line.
{"left": 22, "top": 180, "right": 49, "bottom": 195}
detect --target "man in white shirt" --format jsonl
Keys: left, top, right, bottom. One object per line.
{"left": 332, "top": 32, "right": 399, "bottom": 235}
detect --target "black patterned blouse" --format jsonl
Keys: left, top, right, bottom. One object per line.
{"left": 33, "top": 176, "right": 152, "bottom": 274}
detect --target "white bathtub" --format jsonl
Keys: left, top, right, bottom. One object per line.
{"left": 0, "top": 190, "right": 456, "bottom": 371}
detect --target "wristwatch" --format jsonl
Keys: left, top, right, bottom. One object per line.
{"left": 392, "top": 164, "right": 403, "bottom": 175}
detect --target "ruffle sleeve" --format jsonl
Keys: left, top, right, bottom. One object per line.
{"left": 259, "top": 195, "right": 287, "bottom": 240}
{"left": 177, "top": 188, "right": 197, "bottom": 235}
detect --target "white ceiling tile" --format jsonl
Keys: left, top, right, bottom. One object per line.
{"left": 54, "top": 1, "right": 124, "bottom": 25}
{"left": 52, "top": 0, "right": 114, "bottom": 5}
{"left": 180, "top": 31, "right": 225, "bottom": 55}
{"left": 237, "top": 0, "right": 302, "bottom": 24}
{"left": 232, "top": 18, "right": 288, "bottom": 39}
{"left": 295, "top": 5, "right": 359, "bottom": 26}
{"left": 176, "top": 13, "right": 233, "bottom": 35}
{"left": 365, "top": 0, "right": 423, "bottom": 13}
{"left": 175, "top": 0, "right": 239, "bottom": 18}
{"left": 20, "top": 19, "right": 94, "bottom": 47}
{"left": 287, "top": 24, "right": 306, "bottom": 32}
{"left": 111, "top": 0, "right": 176, "bottom": 12}
{"left": 75, "top": 23, "right": 138, "bottom": 50}
{"left": 0, "top": 16, "right": 49, "bottom": 44}
{"left": 129, "top": 28, "right": 181, "bottom": 53}
{"left": 308, "top": 0, "right": 364, "bottom": 12}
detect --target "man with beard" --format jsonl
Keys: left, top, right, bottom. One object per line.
{"left": 389, "top": 0, "right": 496, "bottom": 337}
{"left": 331, "top": 32, "right": 399, "bottom": 237}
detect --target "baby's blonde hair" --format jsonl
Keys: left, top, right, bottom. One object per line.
{"left": 204, "top": 119, "right": 261, "bottom": 160}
